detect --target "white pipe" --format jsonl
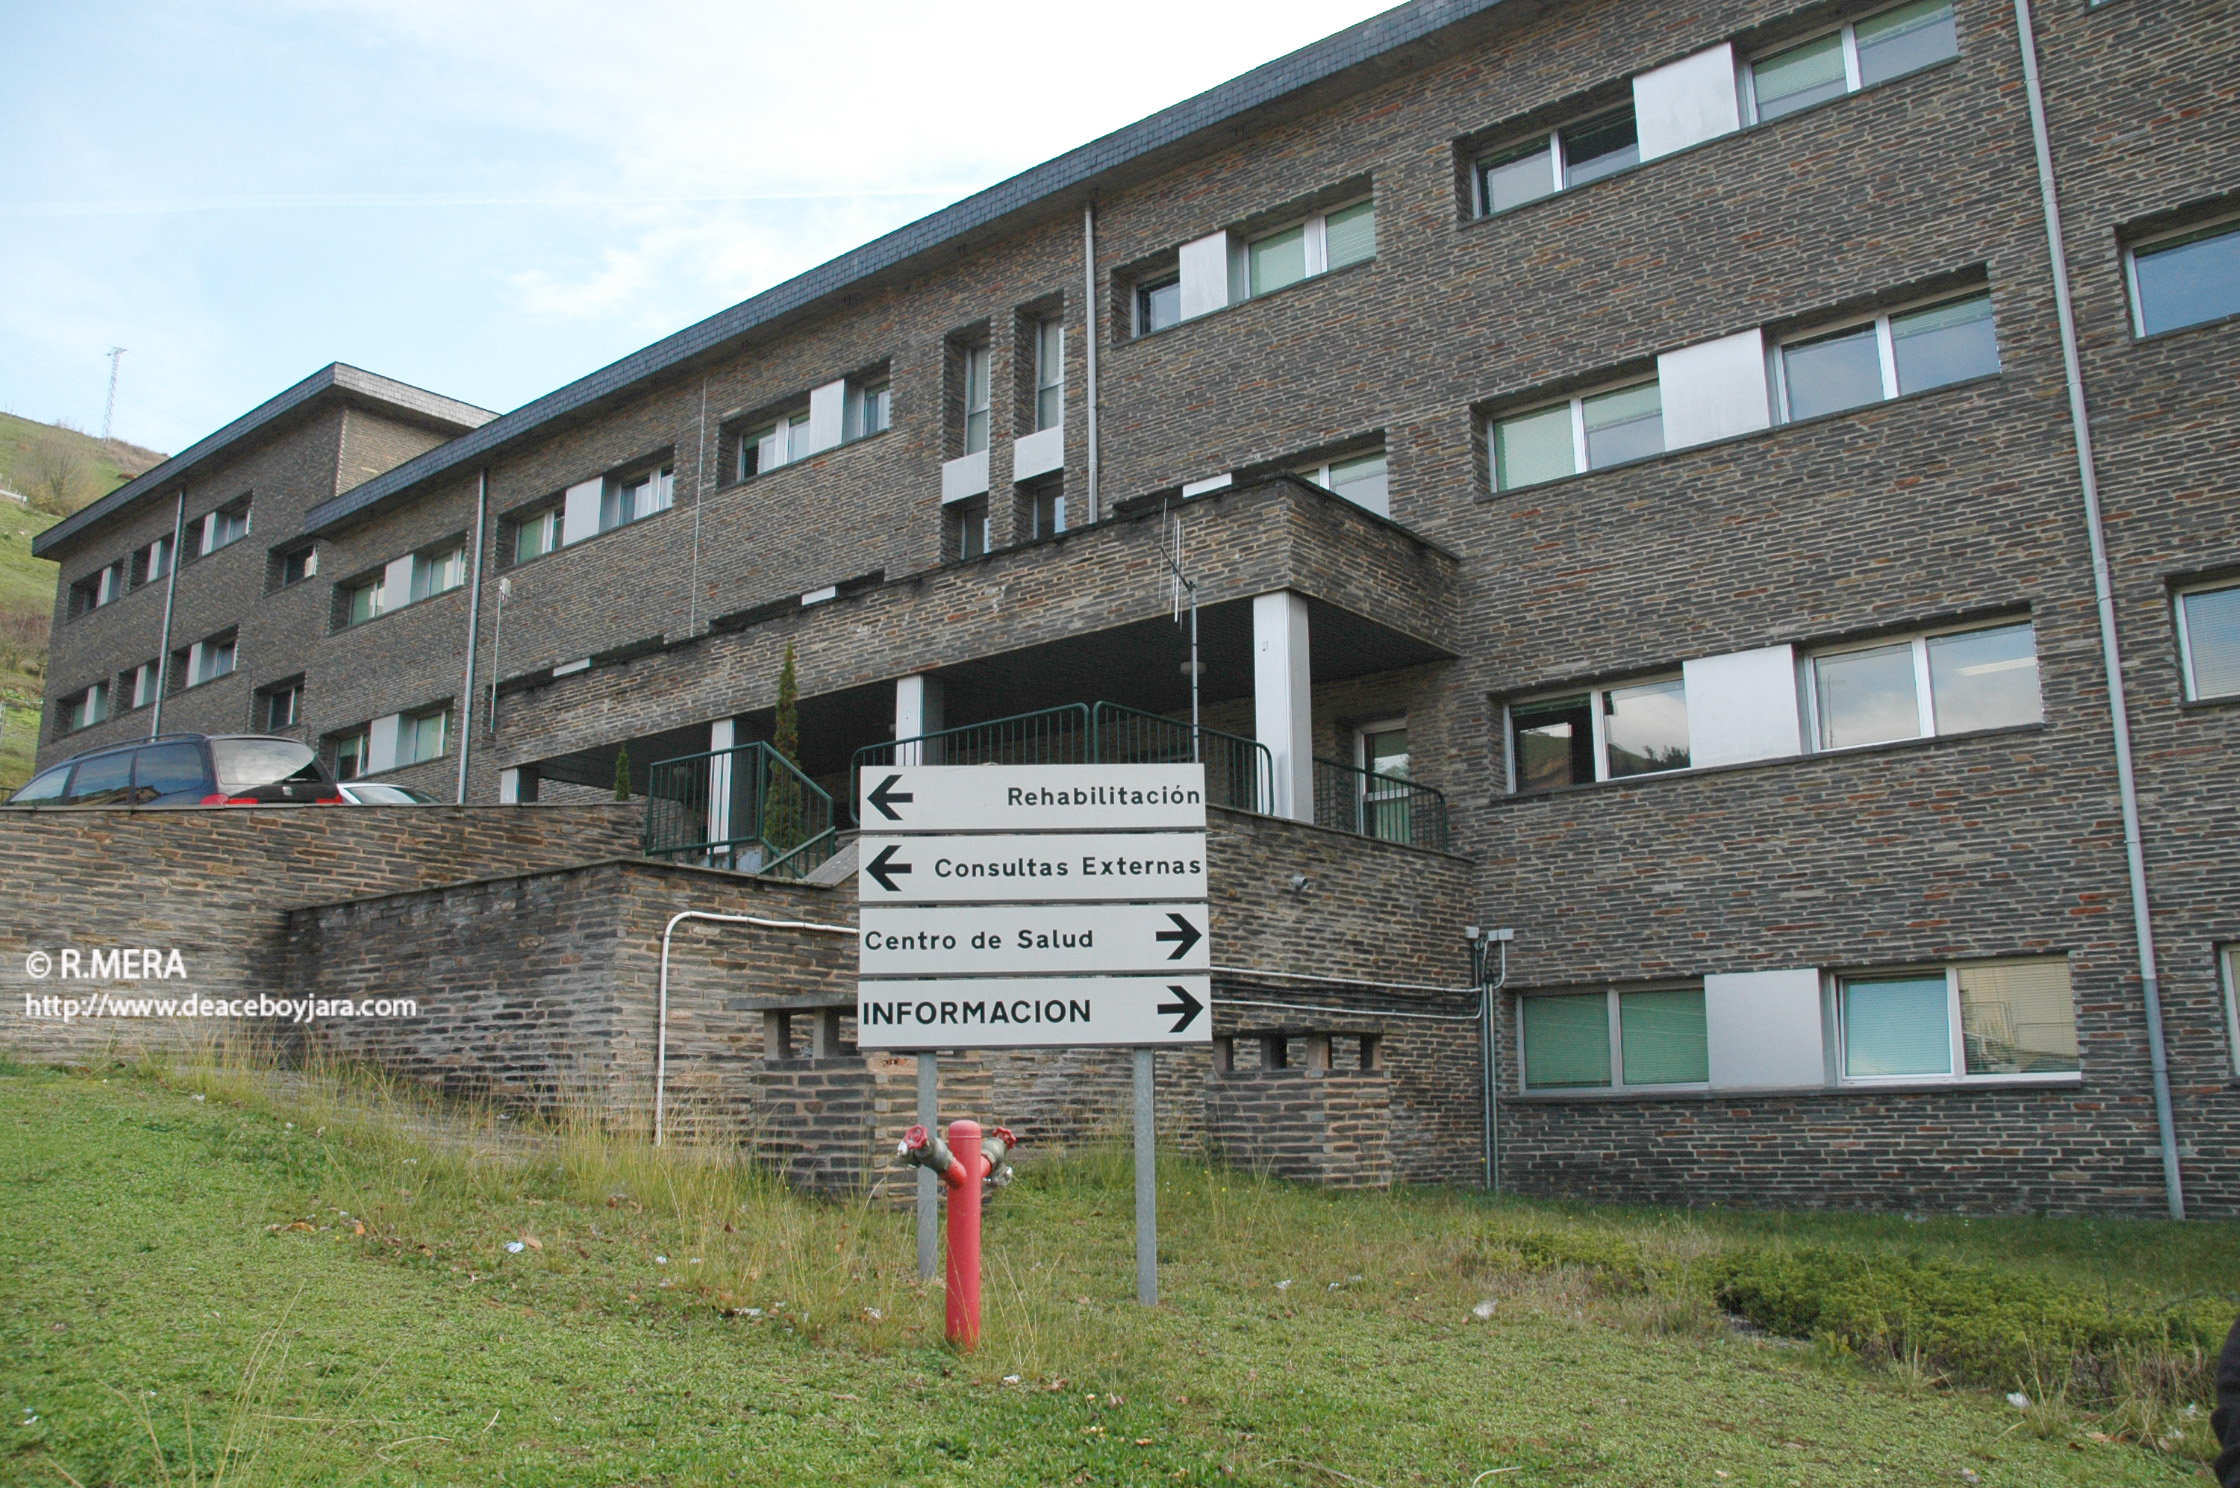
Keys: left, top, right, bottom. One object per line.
{"left": 2011, "top": 0, "right": 2184, "bottom": 1219}
{"left": 1082, "top": 201, "right": 1100, "bottom": 521}
{"left": 654, "top": 910, "right": 857, "bottom": 1145}
{"left": 148, "top": 488, "right": 185, "bottom": 735}
{"left": 454, "top": 468, "right": 488, "bottom": 803}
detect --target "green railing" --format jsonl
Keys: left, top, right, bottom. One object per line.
{"left": 643, "top": 741, "right": 838, "bottom": 878}
{"left": 849, "top": 704, "right": 1091, "bottom": 817}
{"left": 1312, "top": 757, "right": 1449, "bottom": 851}
{"left": 1089, "top": 702, "right": 1272, "bottom": 816}
{"left": 849, "top": 701, "right": 1274, "bottom": 821}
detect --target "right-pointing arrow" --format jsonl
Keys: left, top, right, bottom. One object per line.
{"left": 1154, "top": 912, "right": 1203, "bottom": 961}
{"left": 865, "top": 843, "right": 913, "bottom": 894}
{"left": 1157, "top": 983, "right": 1204, "bottom": 1033}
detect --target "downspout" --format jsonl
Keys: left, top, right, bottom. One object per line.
{"left": 2011, "top": 0, "right": 2184, "bottom": 1219}
{"left": 147, "top": 488, "right": 186, "bottom": 735}
{"left": 1082, "top": 201, "right": 1101, "bottom": 522}
{"left": 689, "top": 374, "right": 708, "bottom": 636}
{"left": 454, "top": 468, "right": 489, "bottom": 803}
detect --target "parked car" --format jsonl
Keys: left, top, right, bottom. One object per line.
{"left": 4, "top": 734, "right": 344, "bottom": 807}
{"left": 337, "top": 782, "right": 440, "bottom": 805}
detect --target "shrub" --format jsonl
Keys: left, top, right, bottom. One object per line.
{"left": 1708, "top": 1243, "right": 2230, "bottom": 1402}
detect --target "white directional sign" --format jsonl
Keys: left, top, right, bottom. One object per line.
{"left": 859, "top": 764, "right": 1208, "bottom": 833}
{"left": 857, "top": 975, "right": 1210, "bottom": 1050}
{"left": 860, "top": 902, "right": 1208, "bottom": 976}
{"left": 857, "top": 833, "right": 1206, "bottom": 904}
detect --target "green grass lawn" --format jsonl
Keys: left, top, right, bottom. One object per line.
{"left": 0, "top": 507, "right": 57, "bottom": 793}
{"left": 0, "top": 1058, "right": 2223, "bottom": 1487}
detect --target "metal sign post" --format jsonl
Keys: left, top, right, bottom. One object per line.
{"left": 858, "top": 763, "right": 1210, "bottom": 1310}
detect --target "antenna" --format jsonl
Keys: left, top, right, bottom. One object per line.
{"left": 1161, "top": 502, "right": 1202, "bottom": 760}
{"left": 102, "top": 348, "right": 126, "bottom": 441}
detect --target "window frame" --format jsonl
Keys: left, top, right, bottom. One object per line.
{"left": 408, "top": 541, "right": 468, "bottom": 603}
{"left": 399, "top": 705, "right": 451, "bottom": 767}
{"left": 259, "top": 678, "right": 304, "bottom": 732}
{"left": 1831, "top": 958, "right": 2080, "bottom": 1087}
{"left": 508, "top": 505, "right": 561, "bottom": 566}
{"left": 1032, "top": 318, "right": 1066, "bottom": 432}
{"left": 330, "top": 726, "right": 370, "bottom": 782}
{"left": 1505, "top": 672, "right": 1690, "bottom": 793}
{"left": 951, "top": 496, "right": 990, "bottom": 561}
{"left": 1234, "top": 194, "right": 1377, "bottom": 301}
{"left": 340, "top": 572, "right": 387, "bottom": 628}
{"left": 1770, "top": 288, "right": 1999, "bottom": 424}
{"left": 1474, "top": 105, "right": 1640, "bottom": 218}
{"left": 1741, "top": 0, "right": 1958, "bottom": 126}
{"left": 2174, "top": 578, "right": 2240, "bottom": 701}
{"left": 1488, "top": 374, "right": 1663, "bottom": 492}
{"left": 64, "top": 681, "right": 112, "bottom": 732}
{"left": 1134, "top": 274, "right": 1182, "bottom": 336}
{"left": 1800, "top": 617, "right": 2041, "bottom": 753}
{"left": 2124, "top": 214, "right": 2240, "bottom": 339}
{"left": 1516, "top": 983, "right": 1710, "bottom": 1094}
{"left": 601, "top": 463, "right": 674, "bottom": 533}
{"left": 1297, "top": 445, "right": 1391, "bottom": 516}
{"left": 2222, "top": 945, "right": 2240, "bottom": 1079}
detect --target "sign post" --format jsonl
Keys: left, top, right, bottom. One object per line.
{"left": 857, "top": 763, "right": 1210, "bottom": 1308}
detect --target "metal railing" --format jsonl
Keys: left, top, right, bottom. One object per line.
{"left": 1312, "top": 757, "right": 1449, "bottom": 851}
{"left": 1089, "top": 702, "right": 1273, "bottom": 816}
{"left": 849, "top": 704, "right": 1091, "bottom": 815}
{"left": 642, "top": 741, "right": 838, "bottom": 878}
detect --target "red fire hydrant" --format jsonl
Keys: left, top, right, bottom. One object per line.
{"left": 899, "top": 1119, "right": 1017, "bottom": 1349}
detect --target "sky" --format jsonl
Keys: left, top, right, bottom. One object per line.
{"left": 0, "top": 0, "right": 1399, "bottom": 456}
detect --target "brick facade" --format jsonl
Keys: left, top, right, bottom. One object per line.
{"left": 20, "top": 0, "right": 2238, "bottom": 1214}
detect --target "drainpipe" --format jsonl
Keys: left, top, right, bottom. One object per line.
{"left": 2011, "top": 0, "right": 2183, "bottom": 1219}
{"left": 148, "top": 488, "right": 186, "bottom": 735}
{"left": 1082, "top": 200, "right": 1100, "bottom": 521}
{"left": 454, "top": 468, "right": 489, "bottom": 803}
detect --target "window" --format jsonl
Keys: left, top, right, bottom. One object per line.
{"left": 1356, "top": 721, "right": 1413, "bottom": 843}
{"left": 1022, "top": 480, "right": 1066, "bottom": 541}
{"left": 64, "top": 749, "right": 133, "bottom": 804}
{"left": 196, "top": 498, "right": 251, "bottom": 558}
{"left": 962, "top": 344, "right": 992, "bottom": 455}
{"left": 1491, "top": 379, "right": 1663, "bottom": 492}
{"left": 2176, "top": 581, "right": 2240, "bottom": 700}
{"left": 259, "top": 679, "right": 303, "bottom": 731}
{"left": 602, "top": 465, "right": 672, "bottom": 532}
{"left": 511, "top": 508, "right": 560, "bottom": 565}
{"left": 270, "top": 542, "right": 318, "bottom": 589}
{"left": 400, "top": 706, "right": 450, "bottom": 766}
{"left": 1032, "top": 318, "right": 1065, "bottom": 432}
{"left": 330, "top": 727, "right": 369, "bottom": 782}
{"left": 1239, "top": 198, "right": 1376, "bottom": 298}
{"left": 1136, "top": 275, "right": 1182, "bottom": 335}
{"left": 952, "top": 497, "right": 989, "bottom": 561}
{"left": 10, "top": 764, "right": 68, "bottom": 803}
{"left": 1806, "top": 619, "right": 2041, "bottom": 751}
{"left": 1299, "top": 449, "right": 1390, "bottom": 518}
{"left": 132, "top": 535, "right": 173, "bottom": 588}
{"left": 1521, "top": 986, "right": 1708, "bottom": 1091}
{"left": 1509, "top": 675, "right": 1690, "bottom": 792}
{"left": 1476, "top": 107, "right": 1640, "bottom": 216}
{"left": 65, "top": 682, "right": 110, "bottom": 732}
{"left": 185, "top": 631, "right": 237, "bottom": 688}
{"left": 2223, "top": 946, "right": 2240, "bottom": 1079}
{"left": 740, "top": 414, "right": 809, "bottom": 479}
{"left": 1839, "top": 958, "right": 2077, "bottom": 1081}
{"left": 135, "top": 742, "right": 205, "bottom": 801}
{"left": 1775, "top": 291, "right": 1999, "bottom": 422}
{"left": 342, "top": 574, "right": 385, "bottom": 627}
{"left": 2129, "top": 219, "right": 2240, "bottom": 337}
{"left": 121, "top": 661, "right": 157, "bottom": 711}
{"left": 1746, "top": 0, "right": 1958, "bottom": 123}
{"left": 69, "top": 562, "right": 124, "bottom": 617}
{"left": 848, "top": 379, "right": 892, "bottom": 440}
{"left": 408, "top": 543, "right": 466, "bottom": 603}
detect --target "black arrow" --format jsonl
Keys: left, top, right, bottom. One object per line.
{"left": 1154, "top": 912, "right": 1203, "bottom": 961}
{"left": 865, "top": 844, "right": 912, "bottom": 893}
{"left": 867, "top": 773, "right": 913, "bottom": 822}
{"left": 1157, "top": 983, "right": 1204, "bottom": 1034}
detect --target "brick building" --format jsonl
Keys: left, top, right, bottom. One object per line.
{"left": 25, "top": 0, "right": 2239, "bottom": 1216}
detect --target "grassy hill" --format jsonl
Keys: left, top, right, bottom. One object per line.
{"left": 0, "top": 415, "right": 168, "bottom": 792}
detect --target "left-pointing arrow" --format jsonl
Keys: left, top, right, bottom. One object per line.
{"left": 867, "top": 774, "right": 913, "bottom": 822}
{"left": 865, "top": 843, "right": 913, "bottom": 893}
{"left": 1157, "top": 982, "right": 1204, "bottom": 1033}
{"left": 1154, "top": 912, "right": 1202, "bottom": 961}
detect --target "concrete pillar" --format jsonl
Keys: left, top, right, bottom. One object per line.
{"left": 894, "top": 674, "right": 945, "bottom": 765}
{"left": 1252, "top": 591, "right": 1313, "bottom": 821}
{"left": 498, "top": 767, "right": 523, "bottom": 803}
{"left": 707, "top": 717, "right": 737, "bottom": 863}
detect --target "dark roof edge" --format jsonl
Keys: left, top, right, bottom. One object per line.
{"left": 304, "top": 0, "right": 1512, "bottom": 536}
{"left": 33, "top": 363, "right": 496, "bottom": 558}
